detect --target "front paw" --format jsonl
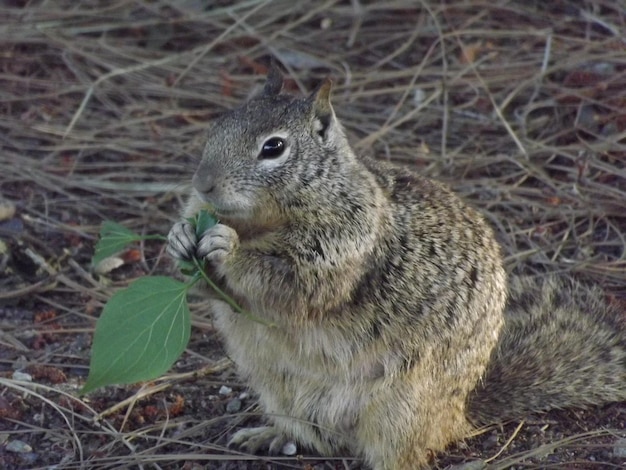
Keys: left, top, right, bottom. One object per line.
{"left": 196, "top": 223, "right": 239, "bottom": 269}
{"left": 166, "top": 221, "right": 197, "bottom": 261}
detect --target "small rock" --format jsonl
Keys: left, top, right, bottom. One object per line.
{"left": 447, "top": 461, "right": 487, "bottom": 470}
{"left": 18, "top": 452, "right": 39, "bottom": 466}
{"left": 613, "top": 438, "right": 626, "bottom": 458}
{"left": 183, "top": 464, "right": 203, "bottom": 470}
{"left": 0, "top": 198, "right": 16, "bottom": 221}
{"left": 481, "top": 433, "right": 499, "bottom": 450}
{"left": 226, "top": 398, "right": 241, "bottom": 413}
{"left": 590, "top": 62, "right": 615, "bottom": 75}
{"left": 218, "top": 385, "right": 232, "bottom": 395}
{"left": 6, "top": 439, "right": 33, "bottom": 453}
{"left": 12, "top": 356, "right": 28, "bottom": 370}
{"left": 93, "top": 256, "right": 124, "bottom": 275}
{"left": 281, "top": 441, "right": 297, "bottom": 456}
{"left": 413, "top": 88, "right": 426, "bottom": 106}
{"left": 239, "top": 392, "right": 249, "bottom": 400}
{"left": 12, "top": 371, "right": 32, "bottom": 382}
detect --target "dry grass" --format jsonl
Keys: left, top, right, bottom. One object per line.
{"left": 1, "top": 1, "right": 625, "bottom": 469}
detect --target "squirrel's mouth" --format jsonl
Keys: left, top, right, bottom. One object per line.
{"left": 212, "top": 207, "right": 249, "bottom": 219}
{"left": 193, "top": 191, "right": 249, "bottom": 219}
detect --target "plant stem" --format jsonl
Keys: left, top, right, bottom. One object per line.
{"left": 190, "top": 257, "right": 275, "bottom": 328}
{"left": 142, "top": 234, "right": 168, "bottom": 241}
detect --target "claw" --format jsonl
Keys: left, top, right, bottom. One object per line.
{"left": 166, "top": 221, "right": 197, "bottom": 261}
{"left": 196, "top": 223, "right": 239, "bottom": 265}
{"left": 228, "top": 426, "right": 295, "bottom": 455}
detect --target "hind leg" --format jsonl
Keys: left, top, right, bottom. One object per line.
{"left": 356, "top": 372, "right": 473, "bottom": 470}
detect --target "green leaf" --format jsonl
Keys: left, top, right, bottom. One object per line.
{"left": 82, "top": 276, "right": 191, "bottom": 393}
{"left": 190, "top": 209, "right": 218, "bottom": 237}
{"left": 93, "top": 221, "right": 143, "bottom": 266}
{"left": 178, "top": 259, "right": 197, "bottom": 277}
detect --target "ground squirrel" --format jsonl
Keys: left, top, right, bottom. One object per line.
{"left": 167, "top": 66, "right": 626, "bottom": 469}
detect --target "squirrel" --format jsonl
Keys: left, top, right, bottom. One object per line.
{"left": 167, "top": 65, "right": 626, "bottom": 470}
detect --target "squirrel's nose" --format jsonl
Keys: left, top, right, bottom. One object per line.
{"left": 192, "top": 165, "right": 215, "bottom": 194}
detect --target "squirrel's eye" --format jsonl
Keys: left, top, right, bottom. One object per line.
{"left": 259, "top": 137, "right": 285, "bottom": 159}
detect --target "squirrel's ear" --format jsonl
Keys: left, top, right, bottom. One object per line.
{"left": 309, "top": 78, "right": 336, "bottom": 141}
{"left": 310, "top": 78, "right": 333, "bottom": 115}
{"left": 263, "top": 62, "right": 284, "bottom": 96}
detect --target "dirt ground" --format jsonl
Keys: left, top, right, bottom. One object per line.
{"left": 1, "top": 1, "right": 625, "bottom": 469}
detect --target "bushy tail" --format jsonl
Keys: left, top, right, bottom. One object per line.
{"left": 468, "top": 275, "right": 626, "bottom": 425}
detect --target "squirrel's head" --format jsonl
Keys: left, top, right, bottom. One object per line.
{"left": 192, "top": 65, "right": 354, "bottom": 227}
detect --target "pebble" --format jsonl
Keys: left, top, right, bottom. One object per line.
{"left": 226, "top": 398, "right": 241, "bottom": 413}
{"left": 18, "top": 452, "right": 39, "bottom": 466}
{"left": 281, "top": 441, "right": 297, "bottom": 456}
{"left": 93, "top": 256, "right": 124, "bottom": 275}
{"left": 218, "top": 385, "right": 232, "bottom": 395}
{"left": 6, "top": 439, "right": 33, "bottom": 453}
{"left": 447, "top": 461, "right": 487, "bottom": 470}
{"left": 0, "top": 198, "right": 16, "bottom": 221}
{"left": 12, "top": 371, "right": 32, "bottom": 382}
{"left": 613, "top": 438, "right": 626, "bottom": 458}
{"left": 481, "top": 433, "right": 499, "bottom": 450}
